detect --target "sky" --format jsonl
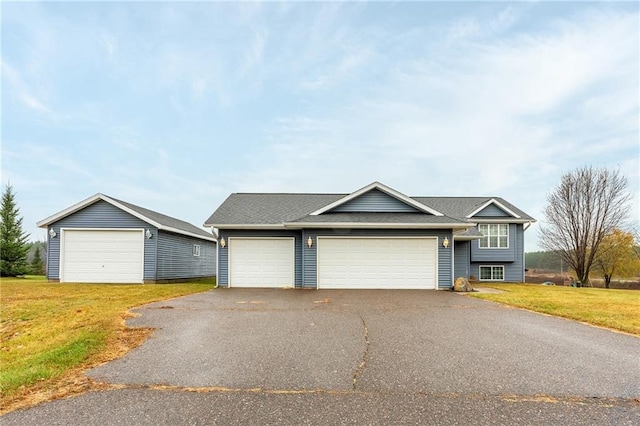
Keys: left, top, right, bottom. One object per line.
{"left": 2, "top": 1, "right": 639, "bottom": 252}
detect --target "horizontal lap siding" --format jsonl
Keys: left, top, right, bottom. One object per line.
{"left": 217, "top": 230, "right": 302, "bottom": 288}
{"left": 157, "top": 232, "right": 216, "bottom": 280}
{"left": 331, "top": 189, "right": 420, "bottom": 213}
{"left": 454, "top": 241, "right": 470, "bottom": 279}
{"left": 470, "top": 223, "right": 517, "bottom": 262}
{"left": 473, "top": 204, "right": 511, "bottom": 217}
{"left": 303, "top": 229, "right": 453, "bottom": 289}
{"left": 470, "top": 224, "right": 525, "bottom": 282}
{"left": 46, "top": 200, "right": 157, "bottom": 281}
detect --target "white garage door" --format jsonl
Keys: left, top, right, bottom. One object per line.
{"left": 317, "top": 237, "right": 437, "bottom": 289}
{"left": 61, "top": 229, "right": 144, "bottom": 283}
{"left": 229, "top": 238, "right": 295, "bottom": 288}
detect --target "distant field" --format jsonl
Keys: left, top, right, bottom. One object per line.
{"left": 471, "top": 283, "right": 640, "bottom": 335}
{"left": 0, "top": 276, "right": 215, "bottom": 413}
{"left": 526, "top": 270, "right": 640, "bottom": 290}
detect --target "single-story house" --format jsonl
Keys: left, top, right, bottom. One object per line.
{"left": 37, "top": 194, "right": 216, "bottom": 283}
{"left": 204, "top": 182, "right": 535, "bottom": 289}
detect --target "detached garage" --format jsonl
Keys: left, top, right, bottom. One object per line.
{"left": 37, "top": 194, "right": 216, "bottom": 283}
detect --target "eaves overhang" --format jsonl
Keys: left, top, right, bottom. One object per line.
{"left": 38, "top": 193, "right": 216, "bottom": 242}
{"left": 283, "top": 222, "right": 475, "bottom": 230}
{"left": 467, "top": 218, "right": 536, "bottom": 224}
{"left": 207, "top": 224, "right": 288, "bottom": 230}
{"left": 309, "top": 181, "right": 445, "bottom": 216}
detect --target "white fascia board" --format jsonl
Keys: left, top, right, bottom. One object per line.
{"left": 309, "top": 181, "right": 445, "bottom": 216}
{"left": 99, "top": 195, "right": 164, "bottom": 228}
{"left": 466, "top": 198, "right": 521, "bottom": 219}
{"left": 162, "top": 227, "right": 217, "bottom": 242}
{"left": 101, "top": 196, "right": 217, "bottom": 241}
{"left": 211, "top": 224, "right": 288, "bottom": 230}
{"left": 453, "top": 235, "right": 483, "bottom": 241}
{"left": 37, "top": 193, "right": 106, "bottom": 227}
{"left": 283, "top": 222, "right": 473, "bottom": 230}
{"left": 467, "top": 218, "right": 533, "bottom": 224}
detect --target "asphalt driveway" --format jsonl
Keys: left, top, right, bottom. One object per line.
{"left": 4, "top": 289, "right": 640, "bottom": 425}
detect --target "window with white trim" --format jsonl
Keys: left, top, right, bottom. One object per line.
{"left": 193, "top": 244, "right": 201, "bottom": 257}
{"left": 478, "top": 224, "right": 509, "bottom": 248}
{"left": 479, "top": 266, "right": 504, "bottom": 281}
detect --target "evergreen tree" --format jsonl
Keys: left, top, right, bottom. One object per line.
{"left": 0, "top": 184, "right": 30, "bottom": 277}
{"left": 30, "top": 246, "right": 45, "bottom": 275}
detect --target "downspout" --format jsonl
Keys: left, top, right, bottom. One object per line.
{"left": 211, "top": 227, "right": 219, "bottom": 289}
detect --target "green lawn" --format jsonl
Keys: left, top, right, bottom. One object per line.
{"left": 0, "top": 276, "right": 215, "bottom": 412}
{"left": 470, "top": 283, "right": 640, "bottom": 336}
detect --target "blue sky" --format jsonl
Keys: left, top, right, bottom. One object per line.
{"left": 2, "top": 1, "right": 638, "bottom": 251}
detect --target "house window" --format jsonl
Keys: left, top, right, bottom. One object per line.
{"left": 193, "top": 244, "right": 201, "bottom": 257}
{"left": 478, "top": 224, "right": 509, "bottom": 248}
{"left": 479, "top": 266, "right": 504, "bottom": 281}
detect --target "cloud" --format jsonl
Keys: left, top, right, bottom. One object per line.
{"left": 1, "top": 60, "right": 52, "bottom": 114}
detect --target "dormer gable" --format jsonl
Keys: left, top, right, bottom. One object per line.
{"left": 466, "top": 198, "right": 521, "bottom": 219}
{"left": 310, "top": 182, "right": 444, "bottom": 216}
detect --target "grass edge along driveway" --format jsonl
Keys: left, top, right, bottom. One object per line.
{"left": 0, "top": 276, "right": 215, "bottom": 414}
{"left": 470, "top": 283, "right": 640, "bottom": 336}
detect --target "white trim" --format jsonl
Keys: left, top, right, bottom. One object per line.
{"left": 316, "top": 236, "right": 439, "bottom": 290}
{"left": 210, "top": 224, "right": 287, "bottom": 230}
{"left": 477, "top": 223, "right": 510, "bottom": 249}
{"left": 467, "top": 219, "right": 532, "bottom": 224}
{"left": 60, "top": 228, "right": 145, "bottom": 283}
{"left": 38, "top": 193, "right": 216, "bottom": 242}
{"left": 466, "top": 198, "right": 521, "bottom": 219}
{"left": 479, "top": 265, "right": 505, "bottom": 281}
{"left": 309, "top": 182, "right": 445, "bottom": 216}
{"left": 227, "top": 237, "right": 295, "bottom": 288}
{"left": 284, "top": 222, "right": 472, "bottom": 229}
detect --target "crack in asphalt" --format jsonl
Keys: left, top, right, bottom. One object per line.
{"left": 352, "top": 315, "right": 370, "bottom": 390}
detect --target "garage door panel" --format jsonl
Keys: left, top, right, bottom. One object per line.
{"left": 229, "top": 238, "right": 294, "bottom": 288}
{"left": 318, "top": 237, "right": 436, "bottom": 289}
{"left": 62, "top": 230, "right": 144, "bottom": 283}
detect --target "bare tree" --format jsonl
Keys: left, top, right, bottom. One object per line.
{"left": 539, "top": 166, "right": 631, "bottom": 286}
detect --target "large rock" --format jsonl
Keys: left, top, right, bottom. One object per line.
{"left": 453, "top": 277, "right": 474, "bottom": 292}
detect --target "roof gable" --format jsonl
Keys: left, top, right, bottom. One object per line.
{"left": 37, "top": 194, "right": 215, "bottom": 241}
{"left": 310, "top": 182, "right": 444, "bottom": 216}
{"left": 466, "top": 198, "right": 521, "bottom": 219}
{"left": 331, "top": 188, "right": 422, "bottom": 213}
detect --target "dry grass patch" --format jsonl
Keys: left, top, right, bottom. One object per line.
{"left": 471, "top": 283, "right": 640, "bottom": 336}
{"left": 0, "top": 276, "right": 215, "bottom": 413}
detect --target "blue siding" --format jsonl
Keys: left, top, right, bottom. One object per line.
{"left": 470, "top": 223, "right": 517, "bottom": 262}
{"left": 473, "top": 204, "right": 511, "bottom": 217}
{"left": 217, "top": 229, "right": 303, "bottom": 288}
{"left": 46, "top": 200, "right": 157, "bottom": 281}
{"left": 331, "top": 189, "right": 420, "bottom": 213}
{"left": 454, "top": 241, "right": 470, "bottom": 279}
{"left": 156, "top": 231, "right": 216, "bottom": 280}
{"left": 470, "top": 224, "right": 525, "bottom": 282}
{"left": 302, "top": 228, "right": 453, "bottom": 289}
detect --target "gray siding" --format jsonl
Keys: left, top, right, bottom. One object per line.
{"left": 454, "top": 241, "right": 470, "bottom": 279}
{"left": 470, "top": 223, "right": 517, "bottom": 262}
{"left": 46, "top": 200, "right": 157, "bottom": 281}
{"left": 217, "top": 229, "right": 303, "bottom": 288}
{"left": 473, "top": 204, "right": 511, "bottom": 217}
{"left": 302, "top": 228, "right": 453, "bottom": 289}
{"left": 156, "top": 231, "right": 216, "bottom": 280}
{"left": 470, "top": 224, "right": 525, "bottom": 282}
{"left": 331, "top": 189, "right": 420, "bottom": 213}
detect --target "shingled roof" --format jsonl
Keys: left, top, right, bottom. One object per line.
{"left": 204, "top": 184, "right": 535, "bottom": 229}
{"left": 38, "top": 194, "right": 215, "bottom": 241}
